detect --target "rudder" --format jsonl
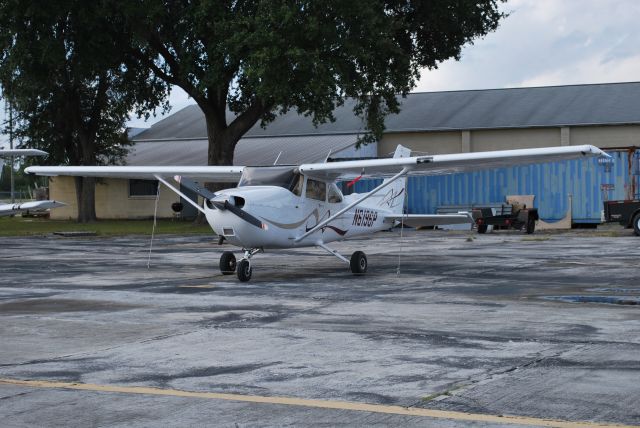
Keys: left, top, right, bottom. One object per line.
{"left": 379, "top": 145, "right": 410, "bottom": 214}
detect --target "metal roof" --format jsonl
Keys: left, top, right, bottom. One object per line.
{"left": 126, "top": 134, "right": 360, "bottom": 166}
{"left": 133, "top": 82, "right": 640, "bottom": 141}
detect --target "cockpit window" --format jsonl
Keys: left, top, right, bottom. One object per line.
{"left": 238, "top": 166, "right": 299, "bottom": 191}
{"left": 291, "top": 175, "right": 304, "bottom": 196}
{"left": 305, "top": 178, "right": 326, "bottom": 201}
{"left": 327, "top": 183, "right": 343, "bottom": 203}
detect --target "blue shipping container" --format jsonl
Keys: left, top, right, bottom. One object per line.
{"left": 343, "top": 149, "right": 640, "bottom": 223}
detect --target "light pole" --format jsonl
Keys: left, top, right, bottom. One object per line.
{"left": 8, "top": 96, "right": 15, "bottom": 203}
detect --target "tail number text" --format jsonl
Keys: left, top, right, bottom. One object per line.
{"left": 352, "top": 209, "right": 378, "bottom": 227}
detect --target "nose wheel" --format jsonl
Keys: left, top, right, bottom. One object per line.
{"left": 237, "top": 259, "right": 252, "bottom": 282}
{"left": 229, "top": 248, "right": 261, "bottom": 282}
{"left": 219, "top": 251, "right": 237, "bottom": 275}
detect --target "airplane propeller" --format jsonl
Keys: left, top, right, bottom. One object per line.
{"left": 174, "top": 176, "right": 266, "bottom": 229}
{"left": 211, "top": 199, "right": 265, "bottom": 229}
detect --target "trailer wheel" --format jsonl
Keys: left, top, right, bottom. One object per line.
{"left": 525, "top": 217, "right": 536, "bottom": 234}
{"left": 477, "top": 224, "right": 488, "bottom": 234}
{"left": 633, "top": 212, "right": 640, "bottom": 236}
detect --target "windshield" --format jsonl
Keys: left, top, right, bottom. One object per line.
{"left": 238, "top": 166, "right": 299, "bottom": 191}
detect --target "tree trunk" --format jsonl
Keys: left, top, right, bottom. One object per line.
{"left": 207, "top": 119, "right": 236, "bottom": 166}
{"left": 193, "top": 114, "right": 240, "bottom": 224}
{"left": 74, "top": 176, "right": 97, "bottom": 223}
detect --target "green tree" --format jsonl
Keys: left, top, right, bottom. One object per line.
{"left": 124, "top": 0, "right": 504, "bottom": 171}
{"left": 0, "top": 0, "right": 168, "bottom": 222}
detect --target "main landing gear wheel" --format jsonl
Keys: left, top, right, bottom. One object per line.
{"left": 237, "top": 259, "right": 252, "bottom": 282}
{"left": 350, "top": 251, "right": 367, "bottom": 275}
{"left": 219, "top": 251, "right": 236, "bottom": 275}
{"left": 633, "top": 212, "right": 640, "bottom": 236}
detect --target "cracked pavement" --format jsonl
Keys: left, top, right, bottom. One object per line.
{"left": 0, "top": 229, "right": 639, "bottom": 427}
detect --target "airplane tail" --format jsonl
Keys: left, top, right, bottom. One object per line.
{"left": 379, "top": 145, "right": 410, "bottom": 214}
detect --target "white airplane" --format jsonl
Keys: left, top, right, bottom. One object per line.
{"left": 0, "top": 148, "right": 49, "bottom": 157}
{"left": 0, "top": 148, "right": 66, "bottom": 217}
{"left": 0, "top": 199, "right": 67, "bottom": 217}
{"left": 26, "top": 144, "right": 606, "bottom": 281}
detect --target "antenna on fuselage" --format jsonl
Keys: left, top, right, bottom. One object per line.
{"left": 273, "top": 151, "right": 282, "bottom": 165}
{"left": 324, "top": 149, "right": 332, "bottom": 163}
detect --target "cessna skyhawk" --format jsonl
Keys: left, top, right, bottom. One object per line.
{"left": 0, "top": 149, "right": 66, "bottom": 217}
{"left": 26, "top": 144, "right": 606, "bottom": 281}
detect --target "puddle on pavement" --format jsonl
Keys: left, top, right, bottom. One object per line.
{"left": 586, "top": 287, "right": 640, "bottom": 294}
{"left": 542, "top": 295, "right": 640, "bottom": 305}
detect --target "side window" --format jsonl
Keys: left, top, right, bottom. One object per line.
{"left": 305, "top": 178, "right": 326, "bottom": 201}
{"left": 129, "top": 179, "right": 159, "bottom": 197}
{"left": 291, "top": 175, "right": 304, "bottom": 196}
{"left": 327, "top": 183, "right": 343, "bottom": 203}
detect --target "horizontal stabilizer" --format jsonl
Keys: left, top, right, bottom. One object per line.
{"left": 385, "top": 213, "right": 473, "bottom": 228}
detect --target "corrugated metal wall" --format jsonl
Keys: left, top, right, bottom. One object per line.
{"left": 343, "top": 149, "right": 640, "bottom": 223}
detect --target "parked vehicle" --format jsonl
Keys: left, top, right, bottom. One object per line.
{"left": 472, "top": 204, "right": 539, "bottom": 234}
{"left": 603, "top": 200, "right": 640, "bottom": 236}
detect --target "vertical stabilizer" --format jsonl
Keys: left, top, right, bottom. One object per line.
{"left": 378, "top": 145, "right": 410, "bottom": 214}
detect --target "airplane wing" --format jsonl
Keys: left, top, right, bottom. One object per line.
{"left": 0, "top": 149, "right": 48, "bottom": 157}
{"left": 385, "top": 213, "right": 473, "bottom": 228}
{"left": 0, "top": 200, "right": 66, "bottom": 217}
{"left": 24, "top": 165, "right": 244, "bottom": 183}
{"left": 299, "top": 145, "right": 607, "bottom": 181}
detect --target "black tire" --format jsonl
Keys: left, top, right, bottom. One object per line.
{"left": 237, "top": 259, "right": 252, "bottom": 282}
{"left": 350, "top": 251, "right": 367, "bottom": 275}
{"left": 219, "top": 251, "right": 236, "bottom": 275}
{"left": 477, "top": 224, "right": 488, "bottom": 234}
{"left": 633, "top": 212, "right": 640, "bottom": 237}
{"left": 525, "top": 217, "right": 536, "bottom": 234}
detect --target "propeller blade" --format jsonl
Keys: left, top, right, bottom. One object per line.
{"left": 223, "top": 200, "right": 265, "bottom": 229}
{"left": 174, "top": 175, "right": 217, "bottom": 200}
{"left": 174, "top": 176, "right": 264, "bottom": 229}
{"left": 209, "top": 200, "right": 225, "bottom": 210}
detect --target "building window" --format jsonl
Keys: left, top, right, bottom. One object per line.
{"left": 129, "top": 179, "right": 159, "bottom": 197}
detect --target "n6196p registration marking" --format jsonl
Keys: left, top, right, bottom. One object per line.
{"left": 353, "top": 209, "right": 378, "bottom": 227}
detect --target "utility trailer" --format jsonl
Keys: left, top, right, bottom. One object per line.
{"left": 603, "top": 200, "right": 640, "bottom": 236}
{"left": 472, "top": 204, "right": 539, "bottom": 234}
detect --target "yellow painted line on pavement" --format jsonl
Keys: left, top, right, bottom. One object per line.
{"left": 0, "top": 378, "right": 635, "bottom": 428}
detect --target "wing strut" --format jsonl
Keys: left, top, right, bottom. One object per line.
{"left": 154, "top": 175, "right": 206, "bottom": 215}
{"left": 294, "top": 167, "right": 410, "bottom": 243}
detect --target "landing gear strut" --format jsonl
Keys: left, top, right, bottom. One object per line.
{"left": 316, "top": 242, "right": 368, "bottom": 276}
{"left": 237, "top": 248, "right": 262, "bottom": 282}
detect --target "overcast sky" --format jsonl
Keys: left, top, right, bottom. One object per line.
{"left": 129, "top": 0, "right": 640, "bottom": 128}
{"left": 414, "top": 0, "right": 640, "bottom": 92}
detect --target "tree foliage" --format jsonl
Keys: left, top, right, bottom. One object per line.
{"left": 0, "top": 0, "right": 168, "bottom": 221}
{"left": 122, "top": 0, "right": 505, "bottom": 166}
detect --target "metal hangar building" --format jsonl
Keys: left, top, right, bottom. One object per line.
{"left": 48, "top": 82, "right": 640, "bottom": 224}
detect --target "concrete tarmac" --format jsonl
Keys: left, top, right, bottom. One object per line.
{"left": 0, "top": 228, "right": 639, "bottom": 427}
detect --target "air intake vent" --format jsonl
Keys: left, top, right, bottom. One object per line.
{"left": 233, "top": 196, "right": 245, "bottom": 208}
